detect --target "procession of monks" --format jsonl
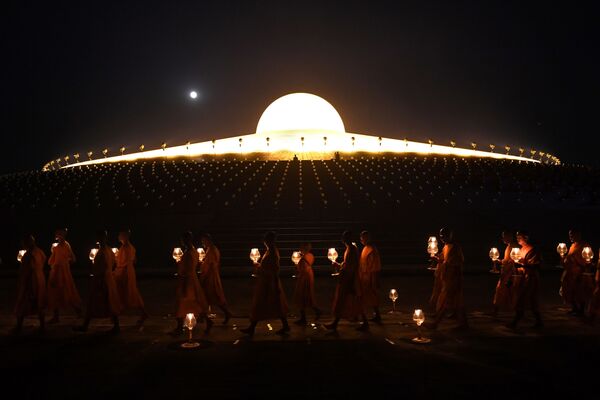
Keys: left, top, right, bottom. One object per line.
{"left": 11, "top": 226, "right": 600, "bottom": 336}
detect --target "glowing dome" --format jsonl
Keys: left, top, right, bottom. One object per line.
{"left": 256, "top": 93, "right": 345, "bottom": 136}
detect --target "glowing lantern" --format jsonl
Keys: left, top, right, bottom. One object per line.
{"left": 249, "top": 248, "right": 261, "bottom": 263}
{"left": 89, "top": 248, "right": 98, "bottom": 262}
{"left": 389, "top": 289, "right": 399, "bottom": 314}
{"left": 197, "top": 248, "right": 206, "bottom": 262}
{"left": 17, "top": 250, "right": 26, "bottom": 263}
{"left": 489, "top": 247, "right": 500, "bottom": 274}
{"left": 111, "top": 247, "right": 119, "bottom": 256}
{"left": 582, "top": 247, "right": 594, "bottom": 264}
{"left": 411, "top": 309, "right": 431, "bottom": 344}
{"left": 556, "top": 243, "right": 568, "bottom": 258}
{"left": 181, "top": 312, "right": 200, "bottom": 348}
{"left": 327, "top": 248, "right": 338, "bottom": 262}
{"left": 172, "top": 247, "right": 183, "bottom": 262}
{"left": 510, "top": 248, "right": 521, "bottom": 263}
{"left": 291, "top": 251, "right": 302, "bottom": 265}
{"left": 51, "top": 242, "right": 59, "bottom": 251}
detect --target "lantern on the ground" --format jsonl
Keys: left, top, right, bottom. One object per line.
{"left": 197, "top": 248, "right": 206, "bottom": 262}
{"left": 172, "top": 247, "right": 183, "bottom": 262}
{"left": 181, "top": 313, "right": 200, "bottom": 348}
{"left": 582, "top": 247, "right": 594, "bottom": 264}
{"left": 411, "top": 309, "right": 431, "bottom": 343}
{"left": 557, "top": 243, "right": 568, "bottom": 258}
{"left": 389, "top": 289, "right": 399, "bottom": 314}
{"left": 17, "top": 250, "right": 26, "bottom": 263}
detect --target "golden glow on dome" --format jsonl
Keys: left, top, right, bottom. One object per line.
{"left": 256, "top": 93, "right": 345, "bottom": 136}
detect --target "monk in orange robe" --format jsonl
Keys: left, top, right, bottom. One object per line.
{"left": 47, "top": 228, "right": 82, "bottom": 323}
{"left": 74, "top": 230, "right": 121, "bottom": 333}
{"left": 14, "top": 234, "right": 47, "bottom": 334}
{"left": 508, "top": 230, "right": 543, "bottom": 329}
{"left": 492, "top": 231, "right": 518, "bottom": 316}
{"left": 241, "top": 231, "right": 290, "bottom": 336}
{"left": 114, "top": 230, "right": 148, "bottom": 327}
{"left": 429, "top": 245, "right": 444, "bottom": 312}
{"left": 588, "top": 251, "right": 600, "bottom": 325}
{"left": 560, "top": 229, "right": 588, "bottom": 316}
{"left": 359, "top": 231, "right": 382, "bottom": 323}
{"left": 293, "top": 242, "right": 321, "bottom": 325}
{"left": 325, "top": 231, "right": 368, "bottom": 331}
{"left": 431, "top": 228, "right": 468, "bottom": 329}
{"left": 173, "top": 231, "right": 211, "bottom": 334}
{"left": 199, "top": 233, "right": 232, "bottom": 324}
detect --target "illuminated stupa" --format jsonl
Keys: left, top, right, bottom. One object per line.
{"left": 47, "top": 92, "right": 558, "bottom": 170}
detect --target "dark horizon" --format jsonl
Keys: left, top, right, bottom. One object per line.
{"left": 3, "top": 1, "right": 599, "bottom": 173}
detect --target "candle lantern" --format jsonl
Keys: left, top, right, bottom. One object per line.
{"left": 388, "top": 289, "right": 399, "bottom": 314}
{"left": 111, "top": 247, "right": 119, "bottom": 256}
{"left": 489, "top": 247, "right": 500, "bottom": 274}
{"left": 172, "top": 247, "right": 183, "bottom": 262}
{"left": 17, "top": 250, "right": 26, "bottom": 263}
{"left": 411, "top": 309, "right": 431, "bottom": 343}
{"left": 556, "top": 243, "right": 568, "bottom": 258}
{"left": 249, "top": 248, "right": 261, "bottom": 263}
{"left": 197, "top": 248, "right": 206, "bottom": 262}
{"left": 427, "top": 238, "right": 438, "bottom": 271}
{"left": 328, "top": 248, "right": 339, "bottom": 276}
{"left": 510, "top": 247, "right": 521, "bottom": 263}
{"left": 89, "top": 248, "right": 98, "bottom": 262}
{"left": 291, "top": 251, "right": 302, "bottom": 265}
{"left": 181, "top": 313, "right": 200, "bottom": 348}
{"left": 582, "top": 247, "right": 594, "bottom": 264}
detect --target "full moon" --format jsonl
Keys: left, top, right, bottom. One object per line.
{"left": 256, "top": 93, "right": 345, "bottom": 135}
{"left": 189, "top": 91, "right": 198, "bottom": 99}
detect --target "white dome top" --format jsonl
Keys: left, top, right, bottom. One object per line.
{"left": 256, "top": 93, "right": 345, "bottom": 135}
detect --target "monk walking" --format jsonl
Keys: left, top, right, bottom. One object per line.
{"left": 492, "top": 231, "right": 518, "bottom": 316}
{"left": 74, "top": 230, "right": 121, "bottom": 333}
{"left": 325, "top": 231, "right": 368, "bottom": 331}
{"left": 173, "top": 232, "right": 211, "bottom": 334}
{"left": 14, "top": 234, "right": 47, "bottom": 334}
{"left": 560, "top": 229, "right": 588, "bottom": 316}
{"left": 199, "top": 233, "right": 232, "bottom": 325}
{"left": 293, "top": 242, "right": 321, "bottom": 325}
{"left": 359, "top": 231, "right": 382, "bottom": 323}
{"left": 241, "top": 231, "right": 290, "bottom": 336}
{"left": 114, "top": 230, "right": 148, "bottom": 327}
{"left": 508, "top": 230, "right": 543, "bottom": 329}
{"left": 47, "top": 228, "right": 82, "bottom": 323}
{"left": 430, "top": 228, "right": 468, "bottom": 330}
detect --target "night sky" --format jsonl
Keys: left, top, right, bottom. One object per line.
{"left": 3, "top": 1, "right": 598, "bottom": 173}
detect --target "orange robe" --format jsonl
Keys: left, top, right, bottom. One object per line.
{"left": 590, "top": 262, "right": 600, "bottom": 316}
{"left": 175, "top": 247, "right": 208, "bottom": 318}
{"left": 87, "top": 246, "right": 122, "bottom": 317}
{"left": 199, "top": 246, "right": 227, "bottom": 306}
{"left": 493, "top": 245, "right": 516, "bottom": 310}
{"left": 429, "top": 250, "right": 445, "bottom": 309}
{"left": 47, "top": 241, "right": 82, "bottom": 311}
{"left": 15, "top": 246, "right": 47, "bottom": 317}
{"left": 249, "top": 248, "right": 289, "bottom": 321}
{"left": 436, "top": 243, "right": 465, "bottom": 314}
{"left": 359, "top": 245, "right": 381, "bottom": 307}
{"left": 331, "top": 244, "right": 362, "bottom": 320}
{"left": 114, "top": 243, "right": 145, "bottom": 310}
{"left": 514, "top": 246, "right": 542, "bottom": 313}
{"left": 561, "top": 241, "right": 587, "bottom": 304}
{"left": 293, "top": 252, "right": 317, "bottom": 309}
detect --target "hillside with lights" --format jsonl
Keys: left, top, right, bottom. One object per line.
{"left": 1, "top": 93, "right": 597, "bottom": 270}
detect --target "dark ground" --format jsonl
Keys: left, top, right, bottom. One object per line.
{"left": 0, "top": 268, "right": 598, "bottom": 399}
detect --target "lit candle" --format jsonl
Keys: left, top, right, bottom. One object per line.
{"left": 389, "top": 289, "right": 398, "bottom": 314}
{"left": 411, "top": 309, "right": 431, "bottom": 343}
{"left": 111, "top": 247, "right": 119, "bottom": 256}
{"left": 489, "top": 247, "right": 500, "bottom": 261}
{"left": 327, "top": 248, "right": 338, "bottom": 262}
{"left": 88, "top": 248, "right": 98, "bottom": 262}
{"left": 197, "top": 247, "right": 206, "bottom": 262}
{"left": 17, "top": 249, "right": 26, "bottom": 263}
{"left": 510, "top": 247, "right": 521, "bottom": 262}
{"left": 291, "top": 251, "right": 302, "bottom": 265}
{"left": 249, "top": 248, "right": 261, "bottom": 263}
{"left": 172, "top": 247, "right": 183, "bottom": 262}
{"left": 582, "top": 246, "right": 594, "bottom": 264}
{"left": 556, "top": 243, "right": 567, "bottom": 258}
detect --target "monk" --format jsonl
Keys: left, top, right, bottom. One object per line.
{"left": 429, "top": 243, "right": 444, "bottom": 313}
{"left": 359, "top": 231, "right": 382, "bottom": 323}
{"left": 14, "top": 234, "right": 47, "bottom": 334}
{"left": 293, "top": 242, "right": 321, "bottom": 325}
{"left": 198, "top": 233, "right": 232, "bottom": 325}
{"left": 492, "top": 231, "right": 518, "bottom": 316}
{"left": 560, "top": 229, "right": 588, "bottom": 316}
{"left": 47, "top": 228, "right": 82, "bottom": 323}
{"left": 508, "top": 230, "right": 543, "bottom": 329}
{"left": 241, "top": 231, "right": 290, "bottom": 336}
{"left": 588, "top": 250, "right": 600, "bottom": 325}
{"left": 74, "top": 230, "right": 121, "bottom": 333}
{"left": 173, "top": 231, "right": 211, "bottom": 334}
{"left": 114, "top": 230, "right": 148, "bottom": 327}
{"left": 325, "top": 231, "right": 368, "bottom": 331}
{"left": 430, "top": 228, "right": 468, "bottom": 330}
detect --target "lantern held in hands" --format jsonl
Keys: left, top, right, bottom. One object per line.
{"left": 510, "top": 248, "right": 521, "bottom": 263}
{"left": 489, "top": 247, "right": 500, "bottom": 274}
{"left": 17, "top": 250, "right": 26, "bottom": 263}
{"left": 291, "top": 251, "right": 302, "bottom": 265}
{"left": 249, "top": 248, "right": 261, "bottom": 263}
{"left": 197, "top": 248, "right": 206, "bottom": 262}
{"left": 327, "top": 248, "right": 338, "bottom": 262}
{"left": 172, "top": 247, "right": 183, "bottom": 262}
{"left": 582, "top": 247, "right": 594, "bottom": 264}
{"left": 89, "top": 248, "right": 98, "bottom": 262}
{"left": 556, "top": 243, "right": 568, "bottom": 258}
